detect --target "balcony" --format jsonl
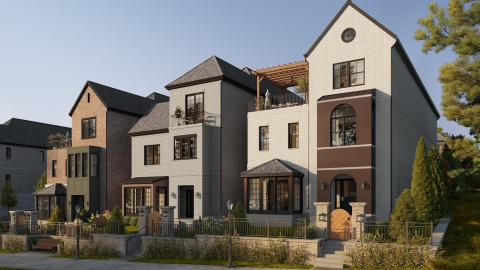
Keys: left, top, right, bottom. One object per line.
{"left": 248, "top": 92, "right": 306, "bottom": 112}
{"left": 170, "top": 111, "right": 220, "bottom": 127}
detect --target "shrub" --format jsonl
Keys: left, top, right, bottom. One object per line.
{"left": 232, "top": 202, "right": 246, "bottom": 219}
{"left": 390, "top": 189, "right": 416, "bottom": 240}
{"left": 429, "top": 148, "right": 449, "bottom": 215}
{"left": 2, "top": 236, "right": 26, "bottom": 251}
{"left": 108, "top": 206, "right": 125, "bottom": 234}
{"left": 345, "top": 242, "right": 433, "bottom": 268}
{"left": 129, "top": 217, "right": 139, "bottom": 227}
{"left": 143, "top": 239, "right": 186, "bottom": 259}
{"left": 49, "top": 206, "right": 65, "bottom": 223}
{"left": 58, "top": 239, "right": 120, "bottom": 258}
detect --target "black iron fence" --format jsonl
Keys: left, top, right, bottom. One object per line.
{"left": 248, "top": 92, "right": 306, "bottom": 112}
{"left": 360, "top": 222, "right": 434, "bottom": 245}
{"left": 7, "top": 221, "right": 123, "bottom": 239}
{"left": 151, "top": 218, "right": 321, "bottom": 240}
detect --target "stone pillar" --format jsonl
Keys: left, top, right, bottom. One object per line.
{"left": 314, "top": 202, "right": 331, "bottom": 239}
{"left": 350, "top": 202, "right": 366, "bottom": 239}
{"left": 159, "top": 206, "right": 176, "bottom": 237}
{"left": 137, "top": 206, "right": 152, "bottom": 234}
{"left": 24, "top": 211, "right": 39, "bottom": 225}
{"left": 160, "top": 206, "right": 176, "bottom": 223}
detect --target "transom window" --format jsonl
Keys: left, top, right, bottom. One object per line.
{"left": 81, "top": 117, "right": 96, "bottom": 139}
{"left": 288, "top": 123, "right": 299, "bottom": 149}
{"left": 331, "top": 104, "right": 357, "bottom": 146}
{"left": 174, "top": 135, "right": 197, "bottom": 160}
{"left": 333, "top": 59, "right": 365, "bottom": 89}
{"left": 259, "top": 126, "right": 269, "bottom": 151}
{"left": 144, "top": 144, "right": 160, "bottom": 165}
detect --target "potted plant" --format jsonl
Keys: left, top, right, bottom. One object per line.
{"left": 174, "top": 106, "right": 183, "bottom": 126}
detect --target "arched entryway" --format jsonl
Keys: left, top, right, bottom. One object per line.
{"left": 331, "top": 175, "right": 356, "bottom": 214}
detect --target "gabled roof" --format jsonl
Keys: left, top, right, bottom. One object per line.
{"left": 241, "top": 159, "right": 304, "bottom": 177}
{"left": 0, "top": 118, "right": 70, "bottom": 149}
{"left": 305, "top": 0, "right": 397, "bottom": 57}
{"left": 129, "top": 101, "right": 170, "bottom": 136}
{"left": 166, "top": 56, "right": 269, "bottom": 93}
{"left": 33, "top": 183, "right": 67, "bottom": 196}
{"left": 304, "top": 0, "right": 440, "bottom": 118}
{"left": 69, "top": 81, "right": 165, "bottom": 117}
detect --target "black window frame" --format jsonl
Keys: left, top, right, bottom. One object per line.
{"left": 74, "top": 153, "right": 81, "bottom": 177}
{"left": 288, "top": 122, "right": 299, "bottom": 149}
{"left": 68, "top": 154, "right": 74, "bottom": 177}
{"left": 333, "top": 59, "right": 365, "bottom": 89}
{"left": 185, "top": 92, "right": 204, "bottom": 123}
{"left": 52, "top": 160, "right": 57, "bottom": 177}
{"left": 81, "top": 117, "right": 97, "bottom": 139}
{"left": 5, "top": 174, "right": 11, "bottom": 185}
{"left": 259, "top": 126, "right": 269, "bottom": 151}
{"left": 330, "top": 104, "right": 357, "bottom": 146}
{"left": 341, "top": 28, "right": 356, "bottom": 43}
{"left": 82, "top": 153, "right": 88, "bottom": 177}
{"left": 173, "top": 135, "right": 197, "bottom": 160}
{"left": 5, "top": 147, "right": 11, "bottom": 160}
{"left": 144, "top": 144, "right": 160, "bottom": 165}
{"left": 90, "top": 153, "right": 98, "bottom": 177}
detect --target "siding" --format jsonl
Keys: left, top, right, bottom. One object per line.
{"left": 391, "top": 46, "right": 437, "bottom": 209}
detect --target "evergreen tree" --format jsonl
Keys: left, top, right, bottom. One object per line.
{"left": 428, "top": 148, "right": 447, "bottom": 218}
{"left": 34, "top": 172, "right": 47, "bottom": 191}
{"left": 390, "top": 189, "right": 416, "bottom": 240}
{"left": 411, "top": 137, "right": 438, "bottom": 222}
{"left": 0, "top": 181, "right": 17, "bottom": 211}
{"left": 108, "top": 205, "right": 125, "bottom": 234}
{"left": 416, "top": 0, "right": 480, "bottom": 139}
{"left": 49, "top": 206, "right": 65, "bottom": 223}
{"left": 232, "top": 202, "right": 246, "bottom": 219}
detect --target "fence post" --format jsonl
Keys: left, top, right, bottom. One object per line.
{"left": 430, "top": 222, "right": 434, "bottom": 245}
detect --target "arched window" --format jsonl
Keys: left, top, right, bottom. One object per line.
{"left": 331, "top": 104, "right": 356, "bottom": 146}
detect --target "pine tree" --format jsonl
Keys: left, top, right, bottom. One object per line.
{"left": 390, "top": 189, "right": 416, "bottom": 240}
{"left": 411, "top": 137, "right": 437, "bottom": 222}
{"left": 108, "top": 205, "right": 125, "bottom": 234}
{"left": 416, "top": 0, "right": 480, "bottom": 139}
{"left": 0, "top": 181, "right": 17, "bottom": 211}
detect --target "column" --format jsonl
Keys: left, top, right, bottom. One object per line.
{"left": 349, "top": 202, "right": 366, "bottom": 240}
{"left": 137, "top": 206, "right": 152, "bottom": 234}
{"left": 313, "top": 202, "right": 331, "bottom": 239}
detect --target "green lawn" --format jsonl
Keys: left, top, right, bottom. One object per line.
{"left": 133, "top": 258, "right": 312, "bottom": 269}
{"left": 432, "top": 190, "right": 480, "bottom": 270}
{"left": 0, "top": 267, "right": 30, "bottom": 270}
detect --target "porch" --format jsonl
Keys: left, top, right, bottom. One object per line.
{"left": 121, "top": 176, "right": 169, "bottom": 216}
{"left": 33, "top": 184, "right": 67, "bottom": 221}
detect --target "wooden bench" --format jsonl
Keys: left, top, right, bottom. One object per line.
{"left": 32, "top": 238, "right": 59, "bottom": 252}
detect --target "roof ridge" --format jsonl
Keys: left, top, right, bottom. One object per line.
{"left": 87, "top": 81, "right": 153, "bottom": 102}
{"left": 165, "top": 56, "right": 222, "bottom": 89}
{"left": 3, "top": 118, "right": 70, "bottom": 129}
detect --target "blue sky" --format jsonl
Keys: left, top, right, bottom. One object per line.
{"left": 0, "top": 0, "right": 470, "bottom": 136}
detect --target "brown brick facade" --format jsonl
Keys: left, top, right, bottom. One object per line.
{"left": 46, "top": 148, "right": 68, "bottom": 185}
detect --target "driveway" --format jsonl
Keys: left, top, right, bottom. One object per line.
{"left": 0, "top": 252, "right": 282, "bottom": 270}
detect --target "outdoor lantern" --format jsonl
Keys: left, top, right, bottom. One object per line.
{"left": 171, "top": 192, "right": 177, "bottom": 199}
{"left": 321, "top": 182, "right": 329, "bottom": 191}
{"left": 319, "top": 213, "right": 327, "bottom": 222}
{"left": 75, "top": 204, "right": 81, "bottom": 215}
{"left": 195, "top": 191, "right": 202, "bottom": 199}
{"left": 227, "top": 198, "right": 233, "bottom": 211}
{"left": 356, "top": 214, "right": 364, "bottom": 223}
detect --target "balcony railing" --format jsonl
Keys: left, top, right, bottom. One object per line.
{"left": 171, "top": 111, "right": 220, "bottom": 127}
{"left": 248, "top": 92, "right": 306, "bottom": 112}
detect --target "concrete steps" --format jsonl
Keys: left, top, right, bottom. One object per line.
{"left": 311, "top": 240, "right": 356, "bottom": 270}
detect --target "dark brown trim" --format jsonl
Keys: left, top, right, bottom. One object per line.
{"left": 318, "top": 89, "right": 376, "bottom": 102}
{"left": 304, "top": 0, "right": 397, "bottom": 57}
{"left": 129, "top": 128, "right": 169, "bottom": 137}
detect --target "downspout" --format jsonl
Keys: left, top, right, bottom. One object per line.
{"left": 305, "top": 57, "right": 311, "bottom": 212}
{"left": 219, "top": 82, "right": 223, "bottom": 216}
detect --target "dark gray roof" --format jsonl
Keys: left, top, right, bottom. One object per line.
{"left": 69, "top": 81, "right": 166, "bottom": 117}
{"left": 147, "top": 92, "right": 170, "bottom": 103}
{"left": 33, "top": 184, "right": 67, "bottom": 196}
{"left": 129, "top": 102, "right": 170, "bottom": 135}
{"left": 0, "top": 118, "right": 71, "bottom": 149}
{"left": 241, "top": 159, "right": 304, "bottom": 177}
{"left": 165, "top": 56, "right": 280, "bottom": 95}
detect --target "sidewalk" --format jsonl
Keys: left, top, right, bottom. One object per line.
{"left": 0, "top": 252, "right": 280, "bottom": 270}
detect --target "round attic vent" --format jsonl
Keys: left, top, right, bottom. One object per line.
{"left": 341, "top": 28, "right": 356, "bottom": 43}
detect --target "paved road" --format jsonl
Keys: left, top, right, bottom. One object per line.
{"left": 0, "top": 252, "right": 284, "bottom": 270}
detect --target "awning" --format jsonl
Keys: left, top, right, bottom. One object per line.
{"left": 241, "top": 159, "right": 304, "bottom": 178}
{"left": 33, "top": 183, "right": 67, "bottom": 196}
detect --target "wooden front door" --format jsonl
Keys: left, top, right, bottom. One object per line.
{"left": 330, "top": 208, "right": 351, "bottom": 240}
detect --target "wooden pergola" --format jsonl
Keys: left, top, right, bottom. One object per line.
{"left": 255, "top": 61, "right": 309, "bottom": 110}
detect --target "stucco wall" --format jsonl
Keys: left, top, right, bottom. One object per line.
{"left": 391, "top": 46, "right": 438, "bottom": 208}
{"left": 306, "top": 5, "right": 396, "bottom": 219}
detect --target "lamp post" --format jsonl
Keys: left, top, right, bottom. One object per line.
{"left": 226, "top": 199, "right": 234, "bottom": 268}
{"left": 74, "top": 204, "right": 81, "bottom": 260}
